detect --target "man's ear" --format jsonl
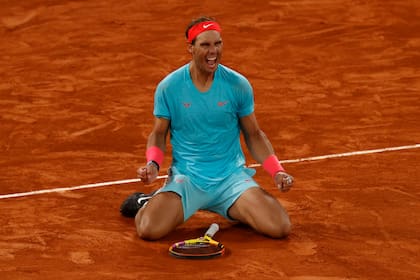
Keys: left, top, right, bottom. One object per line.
{"left": 187, "top": 43, "right": 193, "bottom": 54}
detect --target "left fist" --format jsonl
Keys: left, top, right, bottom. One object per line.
{"left": 274, "top": 172, "right": 294, "bottom": 192}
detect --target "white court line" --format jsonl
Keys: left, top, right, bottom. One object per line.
{"left": 1, "top": 143, "right": 419, "bottom": 200}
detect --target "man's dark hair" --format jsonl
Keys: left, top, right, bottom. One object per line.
{"left": 185, "top": 16, "right": 217, "bottom": 44}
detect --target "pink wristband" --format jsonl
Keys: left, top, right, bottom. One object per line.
{"left": 263, "top": 155, "right": 285, "bottom": 178}
{"left": 146, "top": 146, "right": 164, "bottom": 166}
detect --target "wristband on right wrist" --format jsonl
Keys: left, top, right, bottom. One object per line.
{"left": 146, "top": 146, "right": 164, "bottom": 166}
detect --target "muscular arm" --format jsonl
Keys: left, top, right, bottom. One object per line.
{"left": 147, "top": 117, "right": 170, "bottom": 151}
{"left": 137, "top": 117, "right": 170, "bottom": 184}
{"left": 240, "top": 113, "right": 294, "bottom": 192}
{"left": 239, "top": 113, "right": 275, "bottom": 164}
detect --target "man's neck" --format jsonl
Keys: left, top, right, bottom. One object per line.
{"left": 189, "top": 63, "right": 215, "bottom": 92}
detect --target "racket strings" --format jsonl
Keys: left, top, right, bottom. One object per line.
{"left": 170, "top": 240, "right": 224, "bottom": 257}
{"left": 178, "top": 242, "right": 213, "bottom": 249}
{"left": 169, "top": 224, "right": 225, "bottom": 259}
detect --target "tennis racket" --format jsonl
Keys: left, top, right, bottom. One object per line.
{"left": 169, "top": 223, "right": 225, "bottom": 259}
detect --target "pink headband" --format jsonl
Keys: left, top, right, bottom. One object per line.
{"left": 187, "top": 21, "right": 222, "bottom": 43}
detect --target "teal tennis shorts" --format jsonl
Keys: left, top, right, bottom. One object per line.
{"left": 159, "top": 166, "right": 259, "bottom": 221}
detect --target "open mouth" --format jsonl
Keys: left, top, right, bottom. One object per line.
{"left": 207, "top": 57, "right": 217, "bottom": 68}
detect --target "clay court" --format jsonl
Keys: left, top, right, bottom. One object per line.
{"left": 1, "top": 0, "right": 419, "bottom": 279}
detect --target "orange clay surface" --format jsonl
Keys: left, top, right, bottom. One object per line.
{"left": 1, "top": 1, "right": 420, "bottom": 279}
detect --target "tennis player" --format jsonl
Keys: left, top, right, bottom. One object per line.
{"left": 120, "top": 16, "right": 294, "bottom": 240}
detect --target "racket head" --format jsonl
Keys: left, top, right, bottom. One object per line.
{"left": 169, "top": 235, "right": 225, "bottom": 259}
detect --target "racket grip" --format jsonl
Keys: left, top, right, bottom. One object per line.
{"left": 205, "top": 223, "right": 219, "bottom": 238}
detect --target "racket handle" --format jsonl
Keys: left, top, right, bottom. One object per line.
{"left": 205, "top": 223, "right": 219, "bottom": 238}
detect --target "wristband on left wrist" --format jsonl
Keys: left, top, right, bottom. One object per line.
{"left": 262, "top": 154, "right": 285, "bottom": 178}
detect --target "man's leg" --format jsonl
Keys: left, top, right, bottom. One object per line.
{"left": 228, "top": 187, "right": 291, "bottom": 238}
{"left": 120, "top": 189, "right": 160, "bottom": 217}
{"left": 135, "top": 191, "right": 184, "bottom": 240}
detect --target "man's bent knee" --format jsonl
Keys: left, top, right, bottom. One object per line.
{"left": 263, "top": 213, "right": 292, "bottom": 239}
{"left": 273, "top": 219, "right": 292, "bottom": 238}
{"left": 135, "top": 212, "right": 157, "bottom": 240}
{"left": 134, "top": 194, "right": 184, "bottom": 240}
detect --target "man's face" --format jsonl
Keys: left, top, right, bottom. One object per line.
{"left": 189, "top": 30, "right": 223, "bottom": 74}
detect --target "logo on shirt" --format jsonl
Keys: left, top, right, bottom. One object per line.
{"left": 217, "top": 101, "right": 228, "bottom": 107}
{"left": 183, "top": 102, "right": 191, "bottom": 108}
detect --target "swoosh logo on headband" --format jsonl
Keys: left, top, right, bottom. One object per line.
{"left": 203, "top": 23, "right": 214, "bottom": 28}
